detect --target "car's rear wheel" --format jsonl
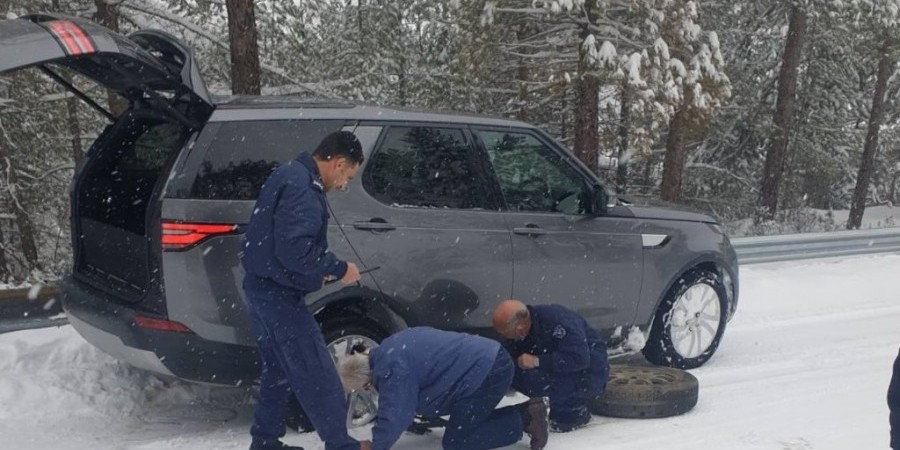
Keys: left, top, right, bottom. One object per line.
{"left": 285, "top": 317, "right": 388, "bottom": 432}
{"left": 643, "top": 268, "right": 727, "bottom": 369}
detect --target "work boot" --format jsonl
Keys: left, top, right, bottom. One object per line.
{"left": 248, "top": 438, "right": 305, "bottom": 450}
{"left": 549, "top": 405, "right": 591, "bottom": 433}
{"left": 520, "top": 397, "right": 549, "bottom": 450}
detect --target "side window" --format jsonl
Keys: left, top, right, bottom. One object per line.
{"left": 185, "top": 120, "right": 345, "bottom": 200}
{"left": 364, "top": 126, "right": 489, "bottom": 209}
{"left": 477, "top": 130, "right": 587, "bottom": 214}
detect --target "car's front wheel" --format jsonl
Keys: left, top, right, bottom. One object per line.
{"left": 643, "top": 268, "right": 728, "bottom": 370}
{"left": 285, "top": 317, "right": 388, "bottom": 432}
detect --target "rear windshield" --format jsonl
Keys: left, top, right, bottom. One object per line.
{"left": 170, "top": 119, "right": 345, "bottom": 200}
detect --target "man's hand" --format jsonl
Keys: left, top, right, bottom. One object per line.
{"left": 518, "top": 353, "right": 540, "bottom": 370}
{"left": 340, "top": 262, "right": 361, "bottom": 284}
{"left": 360, "top": 440, "right": 373, "bottom": 450}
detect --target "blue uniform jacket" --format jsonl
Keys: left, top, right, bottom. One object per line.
{"left": 507, "top": 304, "right": 607, "bottom": 374}
{"left": 241, "top": 153, "right": 347, "bottom": 293}
{"left": 369, "top": 327, "right": 500, "bottom": 450}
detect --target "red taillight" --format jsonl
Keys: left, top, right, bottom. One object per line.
{"left": 134, "top": 315, "right": 193, "bottom": 333}
{"left": 161, "top": 221, "right": 236, "bottom": 250}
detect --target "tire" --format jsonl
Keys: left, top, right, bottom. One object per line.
{"left": 285, "top": 318, "right": 389, "bottom": 433}
{"left": 589, "top": 365, "right": 698, "bottom": 418}
{"left": 643, "top": 268, "right": 728, "bottom": 370}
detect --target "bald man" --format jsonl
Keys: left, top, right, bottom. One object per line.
{"left": 492, "top": 300, "right": 609, "bottom": 432}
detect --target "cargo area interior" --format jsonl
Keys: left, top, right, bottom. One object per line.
{"left": 75, "top": 112, "right": 189, "bottom": 299}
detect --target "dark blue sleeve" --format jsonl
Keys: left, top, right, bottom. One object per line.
{"left": 273, "top": 182, "right": 347, "bottom": 281}
{"left": 372, "top": 366, "right": 418, "bottom": 450}
{"left": 539, "top": 317, "right": 591, "bottom": 373}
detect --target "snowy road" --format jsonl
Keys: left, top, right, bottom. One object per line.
{"left": 2, "top": 254, "right": 899, "bottom": 450}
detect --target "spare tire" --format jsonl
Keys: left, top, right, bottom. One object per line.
{"left": 589, "top": 365, "right": 698, "bottom": 418}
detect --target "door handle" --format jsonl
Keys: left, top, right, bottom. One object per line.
{"left": 353, "top": 220, "right": 396, "bottom": 231}
{"left": 513, "top": 225, "right": 547, "bottom": 236}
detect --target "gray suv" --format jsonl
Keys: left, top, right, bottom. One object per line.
{"left": 1, "top": 15, "right": 738, "bottom": 386}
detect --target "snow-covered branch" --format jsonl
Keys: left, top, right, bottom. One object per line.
{"left": 121, "top": 0, "right": 335, "bottom": 97}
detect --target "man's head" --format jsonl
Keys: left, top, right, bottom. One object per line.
{"left": 311, "top": 131, "right": 364, "bottom": 192}
{"left": 492, "top": 299, "right": 532, "bottom": 340}
{"left": 338, "top": 353, "right": 373, "bottom": 393}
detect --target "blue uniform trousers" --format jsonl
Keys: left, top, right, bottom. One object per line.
{"left": 889, "top": 348, "right": 900, "bottom": 449}
{"left": 443, "top": 349, "right": 523, "bottom": 450}
{"left": 244, "top": 275, "right": 357, "bottom": 450}
{"left": 512, "top": 348, "right": 608, "bottom": 425}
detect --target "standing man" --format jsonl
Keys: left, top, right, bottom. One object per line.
{"left": 338, "top": 327, "right": 550, "bottom": 450}
{"left": 242, "top": 131, "right": 365, "bottom": 450}
{"left": 492, "top": 299, "right": 609, "bottom": 432}
{"left": 889, "top": 348, "right": 900, "bottom": 449}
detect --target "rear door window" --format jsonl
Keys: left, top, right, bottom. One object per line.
{"left": 363, "top": 126, "right": 493, "bottom": 209}
{"left": 175, "top": 120, "right": 345, "bottom": 200}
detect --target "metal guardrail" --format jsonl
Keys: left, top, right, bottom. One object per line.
{"left": 0, "top": 285, "right": 65, "bottom": 334}
{"left": 732, "top": 227, "right": 900, "bottom": 265}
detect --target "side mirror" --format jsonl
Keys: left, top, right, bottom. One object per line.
{"left": 592, "top": 184, "right": 609, "bottom": 215}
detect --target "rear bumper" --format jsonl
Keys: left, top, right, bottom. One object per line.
{"left": 61, "top": 277, "right": 259, "bottom": 385}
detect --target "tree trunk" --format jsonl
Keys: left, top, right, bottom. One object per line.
{"left": 643, "top": 154, "right": 653, "bottom": 193}
{"left": 616, "top": 84, "right": 631, "bottom": 194}
{"left": 357, "top": 1, "right": 365, "bottom": 53}
{"left": 513, "top": 26, "right": 534, "bottom": 121}
{"left": 63, "top": 71, "right": 84, "bottom": 166}
{"left": 573, "top": 0, "right": 599, "bottom": 173}
{"left": 890, "top": 170, "right": 898, "bottom": 205}
{"left": 759, "top": 6, "right": 807, "bottom": 219}
{"left": 397, "top": 54, "right": 407, "bottom": 106}
{"left": 0, "top": 164, "right": 8, "bottom": 279}
{"left": 14, "top": 206, "right": 39, "bottom": 270}
{"left": 0, "top": 72, "right": 39, "bottom": 273}
{"left": 660, "top": 105, "right": 688, "bottom": 202}
{"left": 94, "top": 0, "right": 127, "bottom": 116}
{"left": 560, "top": 80, "right": 568, "bottom": 142}
{"left": 848, "top": 38, "right": 892, "bottom": 229}
{"left": 0, "top": 224, "right": 9, "bottom": 282}
{"left": 516, "top": 64, "right": 529, "bottom": 121}
{"left": 66, "top": 96, "right": 83, "bottom": 166}
{"left": 226, "top": 0, "right": 262, "bottom": 95}
{"left": 0, "top": 131, "right": 39, "bottom": 271}
{"left": 396, "top": 7, "right": 407, "bottom": 106}
{"left": 0, "top": 29, "right": 10, "bottom": 279}
{"left": 574, "top": 73, "right": 599, "bottom": 173}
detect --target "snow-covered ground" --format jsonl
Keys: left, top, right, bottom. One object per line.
{"left": 2, "top": 254, "right": 900, "bottom": 450}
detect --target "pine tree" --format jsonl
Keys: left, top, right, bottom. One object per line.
{"left": 848, "top": 0, "right": 900, "bottom": 229}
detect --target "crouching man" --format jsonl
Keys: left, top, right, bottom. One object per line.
{"left": 338, "top": 327, "right": 549, "bottom": 450}
{"left": 492, "top": 299, "right": 610, "bottom": 432}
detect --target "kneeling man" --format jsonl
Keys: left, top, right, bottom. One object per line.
{"left": 338, "top": 327, "right": 548, "bottom": 450}
{"left": 492, "top": 299, "right": 609, "bottom": 432}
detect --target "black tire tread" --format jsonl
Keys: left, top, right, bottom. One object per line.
{"left": 590, "top": 365, "right": 698, "bottom": 419}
